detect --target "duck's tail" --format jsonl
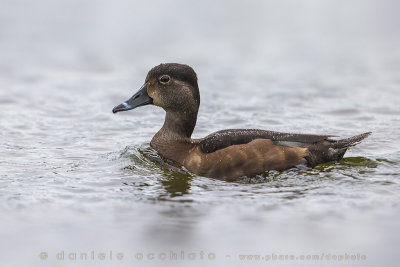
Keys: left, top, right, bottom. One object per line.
{"left": 305, "top": 132, "right": 371, "bottom": 167}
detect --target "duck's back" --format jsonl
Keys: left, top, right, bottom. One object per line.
{"left": 181, "top": 129, "right": 370, "bottom": 179}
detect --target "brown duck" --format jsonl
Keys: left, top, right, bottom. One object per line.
{"left": 113, "top": 63, "right": 370, "bottom": 179}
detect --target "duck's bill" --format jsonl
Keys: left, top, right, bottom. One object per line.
{"left": 112, "top": 84, "right": 153, "bottom": 113}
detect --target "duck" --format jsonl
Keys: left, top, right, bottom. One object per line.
{"left": 112, "top": 63, "right": 370, "bottom": 180}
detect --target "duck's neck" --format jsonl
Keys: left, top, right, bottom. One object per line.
{"left": 161, "top": 110, "right": 197, "bottom": 139}
{"left": 150, "top": 110, "right": 198, "bottom": 163}
{"left": 151, "top": 109, "right": 197, "bottom": 143}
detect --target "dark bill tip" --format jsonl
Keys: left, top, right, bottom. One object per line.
{"left": 112, "top": 102, "right": 133, "bottom": 113}
{"left": 112, "top": 84, "right": 152, "bottom": 114}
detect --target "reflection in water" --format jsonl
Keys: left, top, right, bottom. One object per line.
{"left": 121, "top": 145, "right": 194, "bottom": 199}
{"left": 160, "top": 172, "right": 193, "bottom": 198}
{"left": 313, "top": 157, "right": 378, "bottom": 172}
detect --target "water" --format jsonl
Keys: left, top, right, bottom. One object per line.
{"left": 1, "top": 0, "right": 400, "bottom": 266}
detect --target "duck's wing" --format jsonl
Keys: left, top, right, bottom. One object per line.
{"left": 198, "top": 129, "right": 334, "bottom": 153}
{"left": 185, "top": 139, "right": 308, "bottom": 179}
{"left": 187, "top": 130, "right": 370, "bottom": 178}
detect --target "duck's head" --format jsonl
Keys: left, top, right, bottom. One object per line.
{"left": 112, "top": 63, "right": 200, "bottom": 113}
{"left": 113, "top": 63, "right": 200, "bottom": 137}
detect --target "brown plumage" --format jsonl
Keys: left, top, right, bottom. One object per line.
{"left": 112, "top": 63, "right": 371, "bottom": 180}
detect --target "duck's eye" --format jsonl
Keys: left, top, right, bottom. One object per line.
{"left": 159, "top": 75, "right": 170, "bottom": 84}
